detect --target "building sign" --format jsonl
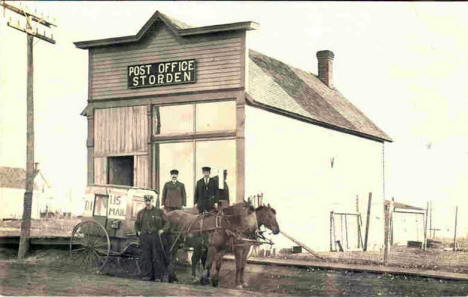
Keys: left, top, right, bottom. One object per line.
{"left": 108, "top": 194, "right": 127, "bottom": 219}
{"left": 128, "top": 59, "right": 197, "bottom": 89}
{"left": 83, "top": 194, "right": 94, "bottom": 217}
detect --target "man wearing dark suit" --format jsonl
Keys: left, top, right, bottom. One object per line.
{"left": 161, "top": 169, "right": 187, "bottom": 211}
{"left": 194, "top": 166, "right": 219, "bottom": 213}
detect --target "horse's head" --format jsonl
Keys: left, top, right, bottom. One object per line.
{"left": 255, "top": 204, "right": 280, "bottom": 235}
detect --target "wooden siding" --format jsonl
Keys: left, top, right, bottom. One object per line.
{"left": 94, "top": 106, "right": 148, "bottom": 155}
{"left": 90, "top": 22, "right": 243, "bottom": 100}
{"left": 94, "top": 157, "right": 107, "bottom": 185}
{"left": 134, "top": 155, "right": 149, "bottom": 188}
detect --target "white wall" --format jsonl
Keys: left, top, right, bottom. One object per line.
{"left": 0, "top": 188, "right": 42, "bottom": 219}
{"left": 245, "top": 106, "right": 385, "bottom": 251}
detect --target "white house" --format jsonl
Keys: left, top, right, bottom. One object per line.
{"left": 0, "top": 166, "right": 55, "bottom": 219}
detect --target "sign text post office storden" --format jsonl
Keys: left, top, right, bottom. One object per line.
{"left": 128, "top": 59, "right": 197, "bottom": 89}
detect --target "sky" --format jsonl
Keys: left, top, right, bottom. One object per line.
{"left": 0, "top": 1, "right": 467, "bottom": 237}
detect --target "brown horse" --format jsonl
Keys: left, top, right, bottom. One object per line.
{"left": 201, "top": 203, "right": 280, "bottom": 288}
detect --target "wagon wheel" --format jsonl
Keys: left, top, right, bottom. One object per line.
{"left": 69, "top": 220, "right": 110, "bottom": 272}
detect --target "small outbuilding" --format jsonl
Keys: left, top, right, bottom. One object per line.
{"left": 0, "top": 166, "right": 53, "bottom": 219}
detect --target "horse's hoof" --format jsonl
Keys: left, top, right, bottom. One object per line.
{"left": 236, "top": 285, "right": 243, "bottom": 289}
{"left": 242, "top": 282, "right": 248, "bottom": 288}
{"left": 200, "top": 276, "right": 210, "bottom": 286}
{"left": 211, "top": 277, "right": 219, "bottom": 287}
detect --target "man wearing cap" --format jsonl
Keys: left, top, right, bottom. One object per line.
{"left": 135, "top": 195, "right": 170, "bottom": 282}
{"left": 160, "top": 169, "right": 186, "bottom": 283}
{"left": 194, "top": 166, "right": 219, "bottom": 213}
{"left": 161, "top": 169, "right": 187, "bottom": 211}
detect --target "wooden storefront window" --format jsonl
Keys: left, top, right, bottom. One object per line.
{"left": 196, "top": 101, "right": 236, "bottom": 132}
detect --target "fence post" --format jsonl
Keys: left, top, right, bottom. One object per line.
{"left": 363, "top": 192, "right": 372, "bottom": 251}
{"left": 423, "top": 201, "right": 428, "bottom": 250}
{"left": 384, "top": 199, "right": 393, "bottom": 264}
{"left": 453, "top": 206, "right": 458, "bottom": 251}
{"left": 329, "top": 211, "right": 334, "bottom": 252}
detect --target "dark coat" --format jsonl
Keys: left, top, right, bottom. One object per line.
{"left": 161, "top": 181, "right": 186, "bottom": 208}
{"left": 134, "top": 206, "right": 168, "bottom": 234}
{"left": 194, "top": 177, "right": 218, "bottom": 213}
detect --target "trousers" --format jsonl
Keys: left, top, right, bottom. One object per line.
{"left": 140, "top": 232, "right": 167, "bottom": 280}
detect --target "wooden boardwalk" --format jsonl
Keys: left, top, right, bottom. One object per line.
{"left": 224, "top": 255, "right": 468, "bottom": 281}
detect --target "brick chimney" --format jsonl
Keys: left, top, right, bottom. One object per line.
{"left": 316, "top": 50, "right": 335, "bottom": 88}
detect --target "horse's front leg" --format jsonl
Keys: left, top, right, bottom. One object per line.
{"left": 211, "top": 249, "right": 226, "bottom": 287}
{"left": 191, "top": 247, "right": 201, "bottom": 279}
{"left": 200, "top": 245, "right": 215, "bottom": 285}
{"left": 240, "top": 245, "right": 251, "bottom": 288}
{"left": 234, "top": 247, "right": 243, "bottom": 289}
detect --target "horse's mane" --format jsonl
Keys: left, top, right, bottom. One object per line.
{"left": 224, "top": 201, "right": 254, "bottom": 214}
{"left": 255, "top": 205, "right": 276, "bottom": 214}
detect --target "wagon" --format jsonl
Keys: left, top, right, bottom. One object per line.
{"left": 69, "top": 185, "right": 158, "bottom": 273}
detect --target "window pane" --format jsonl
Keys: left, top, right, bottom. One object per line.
{"left": 195, "top": 140, "right": 236, "bottom": 202}
{"left": 108, "top": 156, "right": 134, "bottom": 186}
{"left": 154, "top": 104, "right": 194, "bottom": 135}
{"left": 94, "top": 195, "right": 108, "bottom": 216}
{"left": 159, "top": 142, "right": 195, "bottom": 206}
{"left": 196, "top": 101, "right": 236, "bottom": 132}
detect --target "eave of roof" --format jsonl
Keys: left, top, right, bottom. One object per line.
{"left": 74, "top": 11, "right": 258, "bottom": 49}
{"left": 384, "top": 200, "right": 425, "bottom": 211}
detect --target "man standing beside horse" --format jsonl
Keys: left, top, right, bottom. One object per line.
{"left": 161, "top": 169, "right": 187, "bottom": 283}
{"left": 135, "top": 195, "right": 169, "bottom": 282}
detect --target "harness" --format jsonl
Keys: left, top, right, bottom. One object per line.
{"left": 167, "top": 207, "right": 273, "bottom": 252}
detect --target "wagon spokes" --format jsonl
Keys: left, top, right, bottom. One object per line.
{"left": 69, "top": 220, "right": 110, "bottom": 272}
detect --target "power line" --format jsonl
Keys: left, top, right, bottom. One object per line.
{"left": 1, "top": 0, "right": 57, "bottom": 259}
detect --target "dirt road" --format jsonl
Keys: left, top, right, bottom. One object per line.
{"left": 0, "top": 248, "right": 467, "bottom": 296}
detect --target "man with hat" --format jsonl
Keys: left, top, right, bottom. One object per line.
{"left": 161, "top": 169, "right": 187, "bottom": 211}
{"left": 135, "top": 195, "right": 169, "bottom": 282}
{"left": 194, "top": 166, "right": 219, "bottom": 213}
{"left": 160, "top": 169, "right": 186, "bottom": 283}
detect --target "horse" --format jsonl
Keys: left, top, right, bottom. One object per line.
{"left": 201, "top": 203, "right": 280, "bottom": 288}
{"left": 162, "top": 202, "right": 279, "bottom": 288}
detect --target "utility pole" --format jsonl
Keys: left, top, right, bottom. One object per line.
{"left": 1, "top": 0, "right": 56, "bottom": 259}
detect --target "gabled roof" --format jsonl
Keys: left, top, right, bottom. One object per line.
{"left": 74, "top": 11, "right": 258, "bottom": 49}
{"left": 247, "top": 50, "right": 392, "bottom": 142}
{"left": 384, "top": 200, "right": 425, "bottom": 211}
{"left": 0, "top": 166, "right": 50, "bottom": 190}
